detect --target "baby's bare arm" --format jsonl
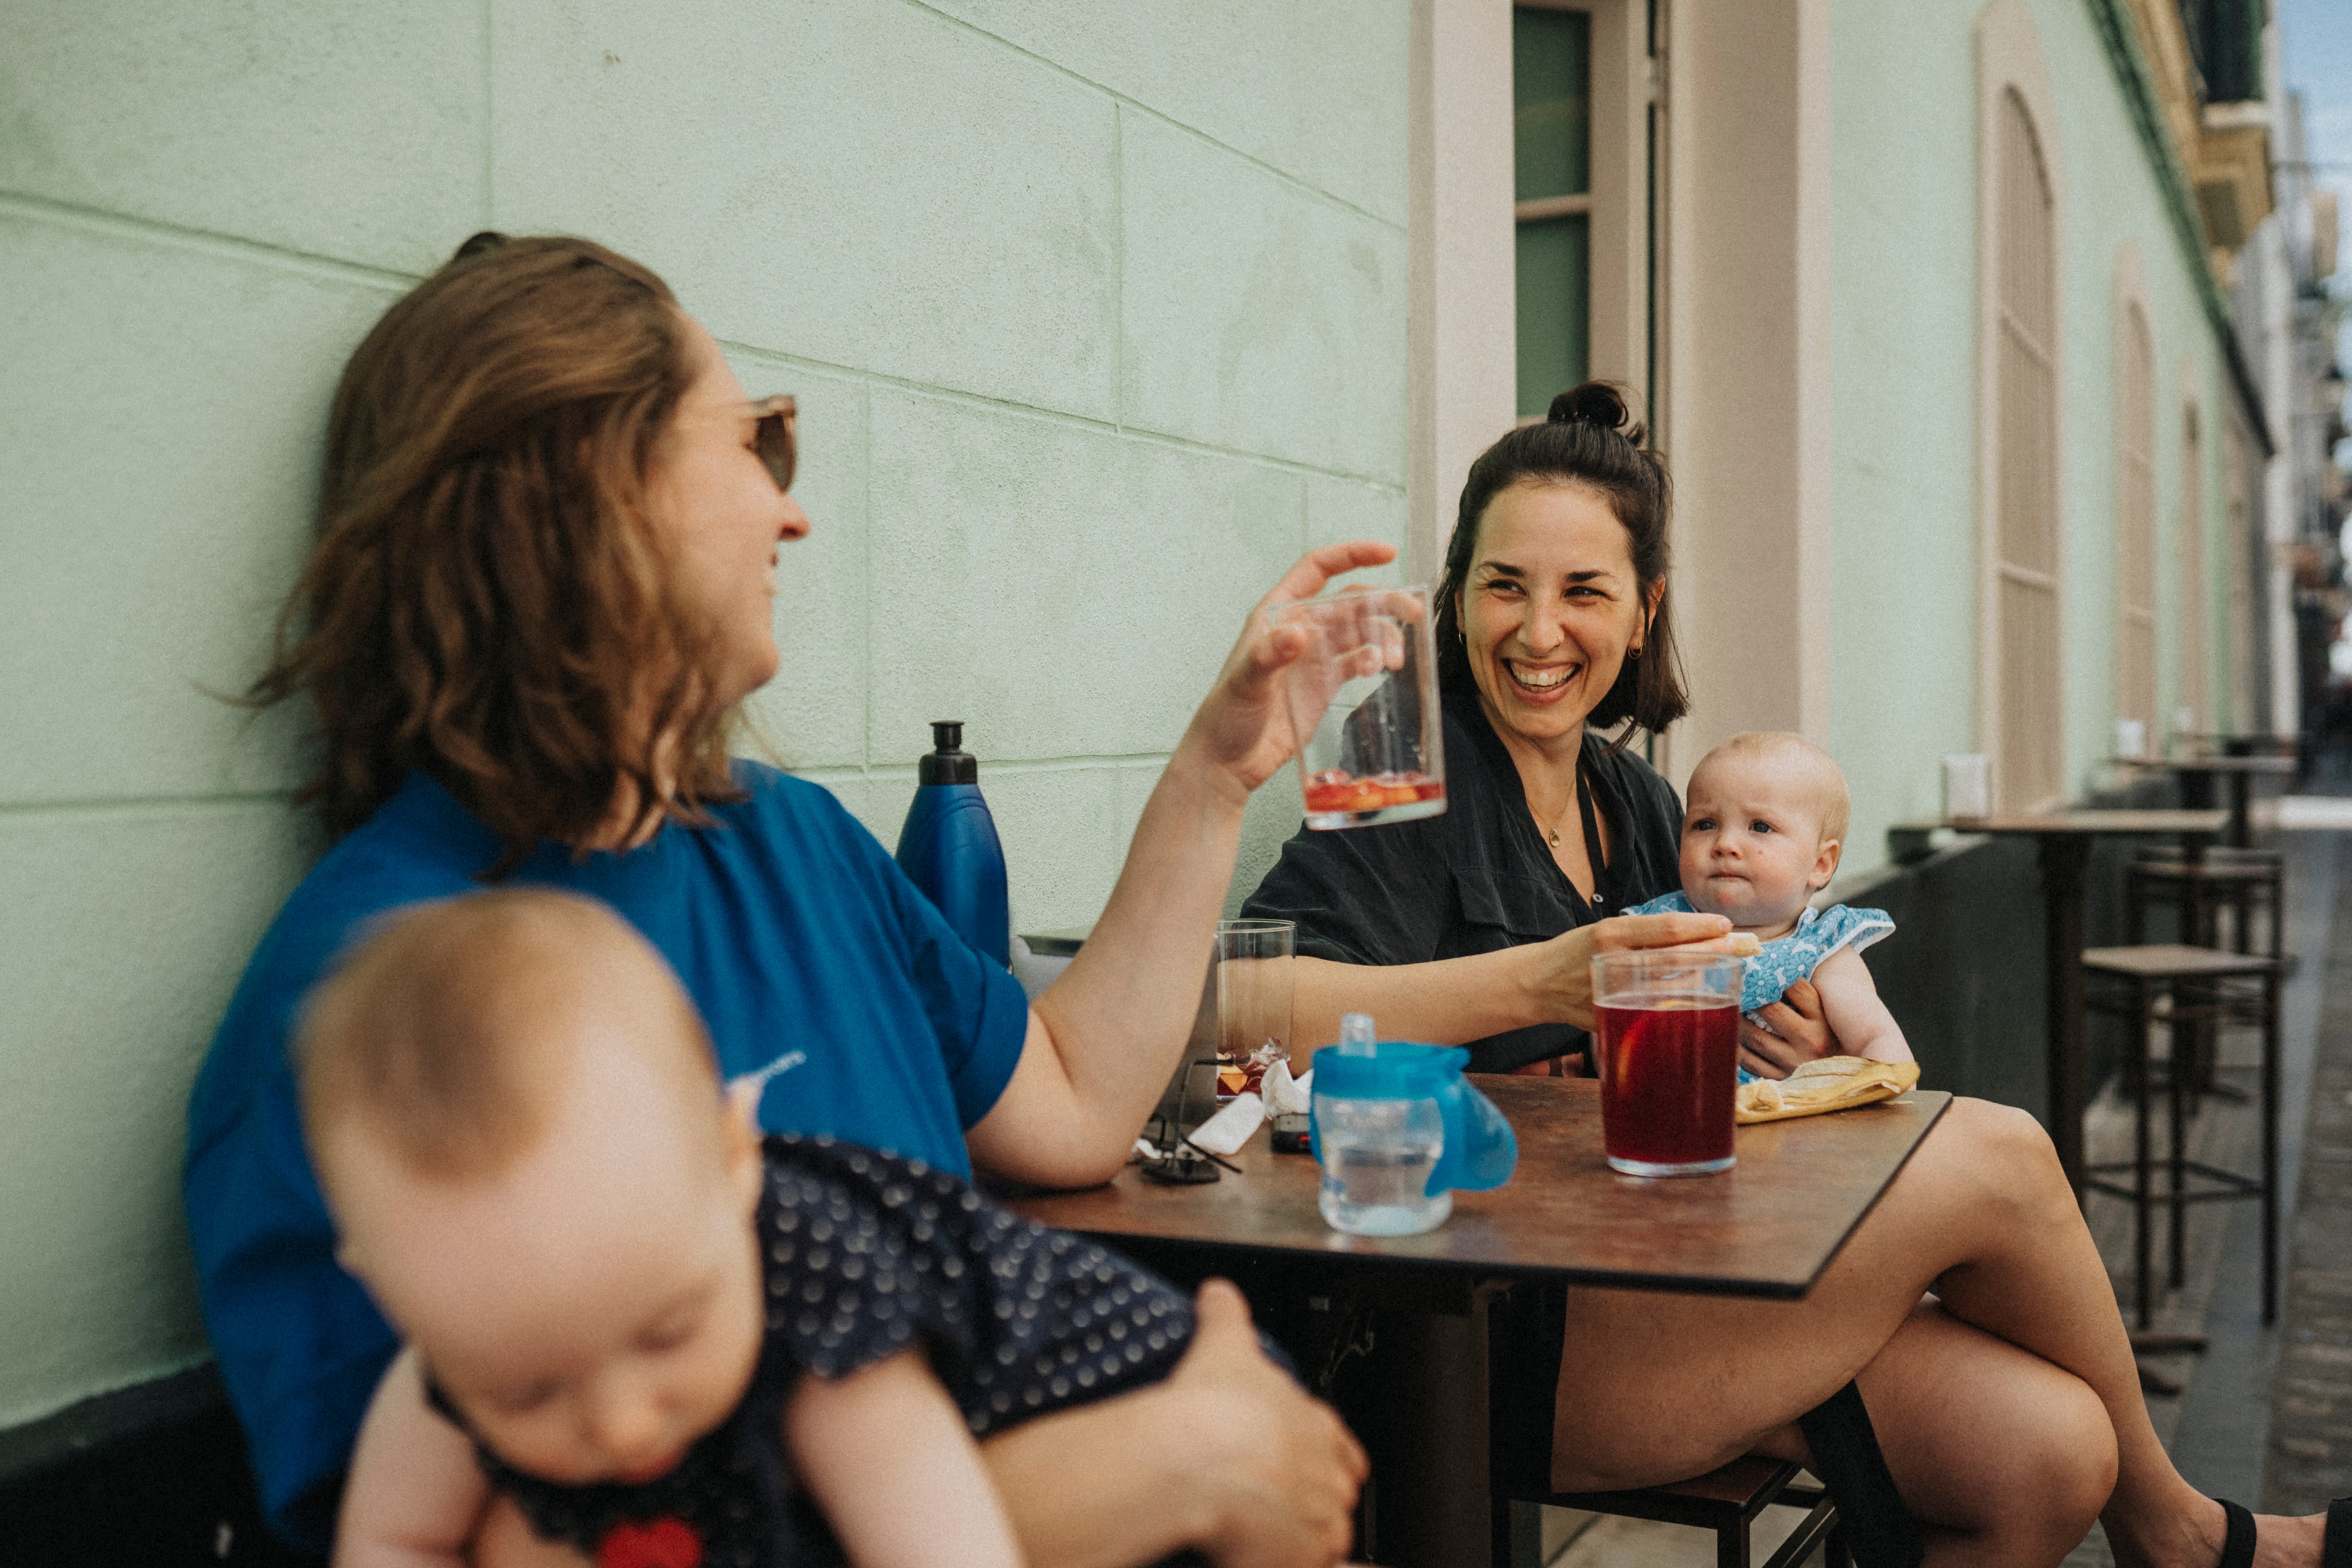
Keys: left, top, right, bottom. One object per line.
{"left": 784, "top": 1348, "right": 1023, "bottom": 1568}
{"left": 1809, "top": 948, "right": 1911, "bottom": 1064}
{"left": 335, "top": 1347, "right": 493, "bottom": 1568}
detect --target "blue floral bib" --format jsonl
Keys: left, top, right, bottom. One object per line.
{"left": 1623, "top": 891, "right": 1895, "bottom": 1083}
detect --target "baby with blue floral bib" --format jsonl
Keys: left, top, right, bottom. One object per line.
{"left": 1627, "top": 732, "right": 1911, "bottom": 1081}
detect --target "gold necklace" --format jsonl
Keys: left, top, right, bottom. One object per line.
{"left": 1542, "top": 774, "right": 1580, "bottom": 848}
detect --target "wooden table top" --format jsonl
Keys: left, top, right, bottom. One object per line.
{"left": 1003, "top": 1077, "right": 1952, "bottom": 1300}
{"left": 2113, "top": 755, "right": 2298, "bottom": 775}
{"left": 1893, "top": 809, "right": 2227, "bottom": 836}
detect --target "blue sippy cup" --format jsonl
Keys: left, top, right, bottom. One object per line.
{"left": 1309, "top": 1013, "right": 1518, "bottom": 1236}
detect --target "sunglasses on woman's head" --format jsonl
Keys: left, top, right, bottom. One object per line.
{"left": 747, "top": 394, "right": 797, "bottom": 494}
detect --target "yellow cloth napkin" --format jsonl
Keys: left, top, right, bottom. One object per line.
{"left": 1734, "top": 1056, "right": 1920, "bottom": 1124}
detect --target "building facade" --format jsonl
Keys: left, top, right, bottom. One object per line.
{"left": 1416, "top": 0, "right": 2312, "bottom": 879}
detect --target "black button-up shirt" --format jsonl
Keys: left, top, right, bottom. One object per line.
{"left": 1241, "top": 700, "right": 1683, "bottom": 1073}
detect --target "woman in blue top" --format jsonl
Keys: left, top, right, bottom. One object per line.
{"left": 183, "top": 232, "right": 1384, "bottom": 1568}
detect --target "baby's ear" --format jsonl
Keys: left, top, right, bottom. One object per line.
{"left": 1811, "top": 836, "right": 1843, "bottom": 890}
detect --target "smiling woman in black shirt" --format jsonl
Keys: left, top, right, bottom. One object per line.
{"left": 1243, "top": 382, "right": 1821, "bottom": 1075}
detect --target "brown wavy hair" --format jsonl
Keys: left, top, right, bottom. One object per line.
{"left": 248, "top": 232, "right": 745, "bottom": 874}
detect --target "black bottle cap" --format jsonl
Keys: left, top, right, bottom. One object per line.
{"left": 920, "top": 720, "right": 978, "bottom": 785}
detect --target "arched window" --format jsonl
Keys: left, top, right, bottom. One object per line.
{"left": 2178, "top": 400, "right": 2210, "bottom": 734}
{"left": 2114, "top": 292, "right": 2157, "bottom": 748}
{"left": 1989, "top": 84, "right": 2061, "bottom": 807}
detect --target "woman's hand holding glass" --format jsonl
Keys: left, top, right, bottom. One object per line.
{"left": 1528, "top": 911, "right": 1753, "bottom": 1034}
{"left": 1177, "top": 541, "right": 1401, "bottom": 802}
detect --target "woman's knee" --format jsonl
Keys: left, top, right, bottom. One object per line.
{"left": 1916, "top": 1098, "right": 2070, "bottom": 1214}
{"left": 1986, "top": 1370, "right": 2117, "bottom": 1527}
{"left": 1861, "top": 1304, "right": 2115, "bottom": 1548}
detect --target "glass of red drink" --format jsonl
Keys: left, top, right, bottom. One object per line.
{"left": 1589, "top": 951, "right": 1743, "bottom": 1176}
{"left": 1215, "top": 919, "right": 1294, "bottom": 1102}
{"left": 1271, "top": 585, "right": 1447, "bottom": 830}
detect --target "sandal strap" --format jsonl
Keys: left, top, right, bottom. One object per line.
{"left": 2217, "top": 1498, "right": 2256, "bottom": 1568}
{"left": 2325, "top": 1496, "right": 2352, "bottom": 1568}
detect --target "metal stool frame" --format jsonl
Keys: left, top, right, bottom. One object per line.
{"left": 2079, "top": 948, "right": 2280, "bottom": 1329}
{"left": 1499, "top": 1458, "right": 1848, "bottom": 1568}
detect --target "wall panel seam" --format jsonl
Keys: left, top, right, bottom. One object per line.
{"left": 0, "top": 794, "right": 294, "bottom": 824}
{"left": 795, "top": 753, "right": 1173, "bottom": 786}
{"left": 0, "top": 192, "right": 416, "bottom": 293}
{"left": 718, "top": 338, "right": 1406, "bottom": 493}
{"left": 891, "top": 0, "right": 1406, "bottom": 233}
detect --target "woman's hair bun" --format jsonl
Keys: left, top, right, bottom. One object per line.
{"left": 1546, "top": 382, "right": 1645, "bottom": 446}
{"left": 451, "top": 230, "right": 511, "bottom": 264}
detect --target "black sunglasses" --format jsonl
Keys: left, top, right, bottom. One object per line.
{"left": 746, "top": 394, "right": 797, "bottom": 493}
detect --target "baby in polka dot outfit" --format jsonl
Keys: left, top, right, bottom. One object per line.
{"left": 302, "top": 889, "right": 1208, "bottom": 1568}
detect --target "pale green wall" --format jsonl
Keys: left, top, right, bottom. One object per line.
{"left": 0, "top": 0, "right": 1409, "bottom": 1430}
{"left": 1828, "top": 0, "right": 2234, "bottom": 875}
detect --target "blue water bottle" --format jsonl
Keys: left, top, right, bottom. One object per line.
{"left": 894, "top": 720, "right": 1011, "bottom": 967}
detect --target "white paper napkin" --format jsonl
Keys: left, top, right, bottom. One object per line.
{"left": 1188, "top": 1091, "right": 1265, "bottom": 1155}
{"left": 1262, "top": 1060, "right": 1314, "bottom": 1116}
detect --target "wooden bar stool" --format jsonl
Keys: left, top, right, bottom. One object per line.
{"left": 1490, "top": 1284, "right": 1913, "bottom": 1567}
{"left": 2079, "top": 944, "right": 2280, "bottom": 1333}
{"left": 2125, "top": 852, "right": 2285, "bottom": 961}
{"left": 2122, "top": 853, "right": 2285, "bottom": 1103}
{"left": 1509, "top": 1457, "right": 1846, "bottom": 1568}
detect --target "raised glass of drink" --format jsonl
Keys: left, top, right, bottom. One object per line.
{"left": 1271, "top": 586, "right": 1446, "bottom": 829}
{"left": 1589, "top": 951, "right": 1743, "bottom": 1176}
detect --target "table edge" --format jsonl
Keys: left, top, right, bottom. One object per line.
{"left": 1041, "top": 1090, "right": 1955, "bottom": 1302}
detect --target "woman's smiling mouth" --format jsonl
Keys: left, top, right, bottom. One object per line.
{"left": 1504, "top": 659, "right": 1579, "bottom": 696}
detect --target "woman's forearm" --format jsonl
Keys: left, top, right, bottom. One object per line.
{"left": 979, "top": 1383, "right": 1216, "bottom": 1568}
{"left": 1290, "top": 950, "right": 1553, "bottom": 1062}
{"left": 1029, "top": 749, "right": 1246, "bottom": 1140}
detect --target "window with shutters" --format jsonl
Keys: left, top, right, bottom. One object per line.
{"left": 2115, "top": 297, "right": 2158, "bottom": 745}
{"left": 1989, "top": 87, "right": 2064, "bottom": 809}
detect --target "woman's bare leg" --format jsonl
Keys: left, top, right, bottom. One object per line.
{"left": 1748, "top": 1299, "right": 2117, "bottom": 1566}
{"left": 1549, "top": 1098, "right": 2307, "bottom": 1568}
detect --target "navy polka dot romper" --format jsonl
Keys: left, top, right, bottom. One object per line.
{"left": 454, "top": 1134, "right": 1202, "bottom": 1568}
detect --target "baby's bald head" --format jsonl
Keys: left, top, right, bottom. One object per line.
{"left": 1690, "top": 732, "right": 1851, "bottom": 846}
{"left": 297, "top": 892, "right": 771, "bottom": 1485}
{"left": 297, "top": 889, "right": 723, "bottom": 1194}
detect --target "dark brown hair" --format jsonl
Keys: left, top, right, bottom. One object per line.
{"left": 1432, "top": 382, "right": 1688, "bottom": 746}
{"left": 248, "top": 232, "right": 744, "bottom": 873}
